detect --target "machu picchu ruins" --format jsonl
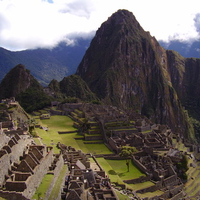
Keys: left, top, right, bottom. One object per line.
{"left": 0, "top": 98, "right": 200, "bottom": 199}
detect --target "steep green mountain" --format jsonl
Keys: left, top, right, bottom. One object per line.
{"left": 0, "top": 64, "right": 52, "bottom": 112}
{"left": 0, "top": 38, "right": 91, "bottom": 86}
{"left": 76, "top": 9, "right": 197, "bottom": 139}
{"left": 48, "top": 75, "right": 98, "bottom": 102}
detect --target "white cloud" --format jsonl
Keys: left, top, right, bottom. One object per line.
{"left": 194, "top": 13, "right": 200, "bottom": 33}
{"left": 0, "top": 0, "right": 200, "bottom": 50}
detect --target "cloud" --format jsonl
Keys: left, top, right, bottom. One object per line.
{"left": 194, "top": 13, "right": 200, "bottom": 34}
{"left": 0, "top": 0, "right": 200, "bottom": 51}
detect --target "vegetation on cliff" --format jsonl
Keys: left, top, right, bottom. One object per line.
{"left": 0, "top": 64, "right": 52, "bottom": 112}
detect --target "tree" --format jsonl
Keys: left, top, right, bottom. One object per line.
{"left": 119, "top": 146, "right": 137, "bottom": 172}
{"left": 25, "top": 118, "right": 37, "bottom": 136}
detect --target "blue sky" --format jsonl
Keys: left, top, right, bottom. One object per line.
{"left": 0, "top": 0, "right": 200, "bottom": 51}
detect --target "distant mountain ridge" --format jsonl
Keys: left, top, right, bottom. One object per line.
{"left": 160, "top": 40, "right": 200, "bottom": 58}
{"left": 0, "top": 35, "right": 200, "bottom": 87}
{"left": 0, "top": 38, "right": 91, "bottom": 86}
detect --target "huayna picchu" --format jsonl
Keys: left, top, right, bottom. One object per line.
{"left": 76, "top": 9, "right": 200, "bottom": 140}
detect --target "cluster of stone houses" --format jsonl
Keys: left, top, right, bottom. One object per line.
{"left": 0, "top": 99, "right": 64, "bottom": 200}
{"left": 57, "top": 143, "right": 118, "bottom": 200}
{"left": 0, "top": 122, "right": 64, "bottom": 200}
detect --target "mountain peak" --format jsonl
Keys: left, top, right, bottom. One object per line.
{"left": 0, "top": 64, "right": 40, "bottom": 99}
{"left": 76, "top": 9, "right": 191, "bottom": 137}
{"left": 105, "top": 9, "right": 141, "bottom": 27}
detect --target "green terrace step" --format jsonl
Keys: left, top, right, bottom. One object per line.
{"left": 84, "top": 133, "right": 103, "bottom": 141}
{"left": 185, "top": 172, "right": 200, "bottom": 194}
{"left": 84, "top": 140, "right": 104, "bottom": 144}
{"left": 137, "top": 189, "right": 164, "bottom": 199}
{"left": 74, "top": 109, "right": 85, "bottom": 117}
{"left": 107, "top": 126, "right": 136, "bottom": 130}
{"left": 88, "top": 129, "right": 100, "bottom": 134}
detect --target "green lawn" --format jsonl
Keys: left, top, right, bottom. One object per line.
{"left": 35, "top": 115, "right": 112, "bottom": 155}
{"left": 32, "top": 174, "right": 54, "bottom": 199}
{"left": 96, "top": 157, "right": 124, "bottom": 184}
{"left": 137, "top": 190, "right": 164, "bottom": 198}
{"left": 40, "top": 115, "right": 77, "bottom": 132}
{"left": 106, "top": 159, "right": 145, "bottom": 180}
{"left": 129, "top": 181, "right": 155, "bottom": 191}
{"left": 96, "top": 158, "right": 145, "bottom": 184}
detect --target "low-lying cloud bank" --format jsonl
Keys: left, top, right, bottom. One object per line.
{"left": 0, "top": 0, "right": 200, "bottom": 51}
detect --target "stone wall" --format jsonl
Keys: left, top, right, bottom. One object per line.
{"left": 163, "top": 175, "right": 178, "bottom": 187}
{"left": 137, "top": 125, "right": 151, "bottom": 132}
{"left": 0, "top": 191, "right": 29, "bottom": 200}
{"left": 85, "top": 135, "right": 103, "bottom": 141}
{"left": 0, "top": 133, "right": 9, "bottom": 149}
{"left": 0, "top": 154, "right": 10, "bottom": 187}
{"left": 170, "top": 191, "right": 184, "bottom": 200}
{"left": 0, "top": 136, "right": 32, "bottom": 187}
{"left": 169, "top": 184, "right": 184, "bottom": 196}
{"left": 22, "top": 149, "right": 54, "bottom": 199}
{"left": 2, "top": 121, "right": 13, "bottom": 128}
{"left": 108, "top": 138, "right": 120, "bottom": 153}
{"left": 123, "top": 175, "right": 150, "bottom": 184}
{"left": 4, "top": 130, "right": 24, "bottom": 135}
{"left": 50, "top": 109, "right": 65, "bottom": 115}
{"left": 58, "top": 103, "right": 83, "bottom": 114}
{"left": 132, "top": 156, "right": 147, "bottom": 174}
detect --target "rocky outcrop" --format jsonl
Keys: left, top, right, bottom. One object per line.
{"left": 0, "top": 64, "right": 52, "bottom": 112}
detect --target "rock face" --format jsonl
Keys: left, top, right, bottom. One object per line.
{"left": 76, "top": 9, "right": 199, "bottom": 137}
{"left": 0, "top": 64, "right": 40, "bottom": 98}
{"left": 167, "top": 51, "right": 200, "bottom": 122}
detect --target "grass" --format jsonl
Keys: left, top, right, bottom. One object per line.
{"left": 35, "top": 115, "right": 113, "bottom": 155}
{"left": 33, "top": 137, "right": 41, "bottom": 145}
{"left": 96, "top": 158, "right": 145, "bottom": 184}
{"left": 129, "top": 181, "right": 155, "bottom": 191}
{"left": 32, "top": 174, "right": 54, "bottom": 200}
{"left": 40, "top": 115, "right": 77, "bottom": 132}
{"left": 32, "top": 165, "right": 67, "bottom": 200}
{"left": 84, "top": 143, "right": 112, "bottom": 154}
{"left": 49, "top": 165, "right": 68, "bottom": 200}
{"left": 137, "top": 190, "right": 164, "bottom": 198}
{"left": 96, "top": 157, "right": 124, "bottom": 184}
{"left": 106, "top": 159, "right": 145, "bottom": 180}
